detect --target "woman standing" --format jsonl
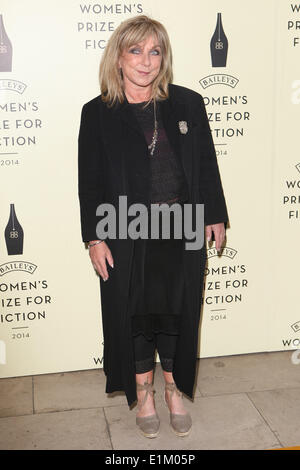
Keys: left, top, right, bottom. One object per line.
{"left": 78, "top": 15, "right": 228, "bottom": 438}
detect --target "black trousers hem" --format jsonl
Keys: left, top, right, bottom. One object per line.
{"left": 133, "top": 332, "right": 178, "bottom": 374}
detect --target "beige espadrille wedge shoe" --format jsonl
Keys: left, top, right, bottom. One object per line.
{"left": 136, "top": 381, "right": 160, "bottom": 438}
{"left": 164, "top": 382, "right": 192, "bottom": 437}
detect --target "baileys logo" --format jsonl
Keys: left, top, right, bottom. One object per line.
{"left": 199, "top": 12, "right": 239, "bottom": 90}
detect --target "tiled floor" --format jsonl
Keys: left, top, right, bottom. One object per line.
{"left": 0, "top": 350, "right": 299, "bottom": 450}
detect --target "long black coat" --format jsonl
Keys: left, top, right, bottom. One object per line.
{"left": 78, "top": 83, "right": 228, "bottom": 407}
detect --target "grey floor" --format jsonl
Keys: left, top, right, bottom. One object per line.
{"left": 0, "top": 350, "right": 299, "bottom": 450}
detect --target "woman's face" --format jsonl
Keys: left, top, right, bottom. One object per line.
{"left": 118, "top": 35, "right": 162, "bottom": 93}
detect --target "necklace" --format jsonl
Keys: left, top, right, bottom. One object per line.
{"left": 148, "top": 99, "right": 158, "bottom": 156}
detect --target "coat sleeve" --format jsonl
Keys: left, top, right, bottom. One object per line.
{"left": 197, "top": 94, "right": 229, "bottom": 228}
{"left": 78, "top": 102, "right": 106, "bottom": 242}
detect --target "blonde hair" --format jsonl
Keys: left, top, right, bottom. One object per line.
{"left": 99, "top": 15, "right": 173, "bottom": 106}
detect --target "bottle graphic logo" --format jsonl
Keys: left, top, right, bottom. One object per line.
{"left": 4, "top": 204, "right": 24, "bottom": 255}
{"left": 0, "top": 14, "right": 13, "bottom": 72}
{"left": 210, "top": 13, "right": 228, "bottom": 67}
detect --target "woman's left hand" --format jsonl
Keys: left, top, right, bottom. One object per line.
{"left": 206, "top": 223, "right": 226, "bottom": 252}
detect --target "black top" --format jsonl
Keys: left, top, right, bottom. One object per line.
{"left": 129, "top": 100, "right": 189, "bottom": 205}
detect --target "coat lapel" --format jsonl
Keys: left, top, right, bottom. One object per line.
{"left": 160, "top": 90, "right": 191, "bottom": 193}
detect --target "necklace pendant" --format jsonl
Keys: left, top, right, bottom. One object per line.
{"left": 147, "top": 100, "right": 158, "bottom": 156}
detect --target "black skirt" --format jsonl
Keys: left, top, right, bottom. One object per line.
{"left": 128, "top": 204, "right": 186, "bottom": 340}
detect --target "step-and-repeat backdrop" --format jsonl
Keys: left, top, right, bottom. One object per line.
{"left": 1, "top": 0, "right": 299, "bottom": 377}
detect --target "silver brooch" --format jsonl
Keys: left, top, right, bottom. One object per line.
{"left": 178, "top": 121, "right": 188, "bottom": 134}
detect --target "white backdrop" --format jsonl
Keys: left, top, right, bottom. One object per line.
{"left": 0, "top": 0, "right": 299, "bottom": 378}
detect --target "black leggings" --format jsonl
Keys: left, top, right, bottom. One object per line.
{"left": 133, "top": 332, "right": 178, "bottom": 374}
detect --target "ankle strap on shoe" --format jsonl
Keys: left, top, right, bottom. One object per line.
{"left": 136, "top": 381, "right": 155, "bottom": 410}
{"left": 165, "top": 382, "right": 182, "bottom": 399}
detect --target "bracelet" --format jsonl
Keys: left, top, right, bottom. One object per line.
{"left": 88, "top": 240, "right": 104, "bottom": 248}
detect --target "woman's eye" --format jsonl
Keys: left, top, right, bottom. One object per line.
{"left": 128, "top": 48, "right": 160, "bottom": 55}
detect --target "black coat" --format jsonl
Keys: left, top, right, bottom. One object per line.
{"left": 78, "top": 83, "right": 228, "bottom": 407}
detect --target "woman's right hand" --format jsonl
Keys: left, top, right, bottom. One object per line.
{"left": 88, "top": 241, "right": 114, "bottom": 281}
